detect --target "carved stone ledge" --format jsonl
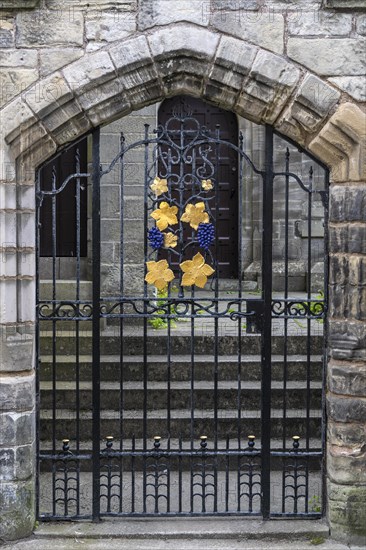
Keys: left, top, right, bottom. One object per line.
{"left": 0, "top": 0, "right": 40, "bottom": 8}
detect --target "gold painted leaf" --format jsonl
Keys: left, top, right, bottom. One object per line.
{"left": 150, "top": 177, "right": 168, "bottom": 197}
{"left": 181, "top": 203, "right": 209, "bottom": 230}
{"left": 179, "top": 252, "right": 215, "bottom": 288}
{"left": 151, "top": 202, "right": 178, "bottom": 231}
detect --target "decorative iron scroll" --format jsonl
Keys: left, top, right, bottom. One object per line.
{"left": 271, "top": 300, "right": 325, "bottom": 318}
{"left": 38, "top": 301, "right": 93, "bottom": 320}
{"left": 144, "top": 111, "right": 224, "bottom": 292}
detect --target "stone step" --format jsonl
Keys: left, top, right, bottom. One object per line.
{"left": 39, "top": 280, "right": 93, "bottom": 301}
{"left": 38, "top": 330, "right": 324, "bottom": 355}
{"left": 24, "top": 518, "right": 333, "bottom": 549}
{"left": 39, "top": 408, "right": 322, "bottom": 441}
{"left": 39, "top": 354, "right": 323, "bottom": 382}
{"left": 40, "top": 380, "right": 323, "bottom": 410}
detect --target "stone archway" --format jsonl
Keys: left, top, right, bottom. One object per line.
{"left": 0, "top": 23, "right": 365, "bottom": 544}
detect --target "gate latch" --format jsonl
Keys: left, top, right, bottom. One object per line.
{"left": 246, "top": 299, "right": 265, "bottom": 334}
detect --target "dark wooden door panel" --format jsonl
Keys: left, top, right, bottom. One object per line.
{"left": 158, "top": 96, "right": 238, "bottom": 279}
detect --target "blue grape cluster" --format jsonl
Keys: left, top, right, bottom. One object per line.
{"left": 197, "top": 223, "right": 215, "bottom": 250}
{"left": 148, "top": 227, "right": 164, "bottom": 250}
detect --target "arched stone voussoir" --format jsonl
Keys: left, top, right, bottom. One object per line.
{"left": 309, "top": 103, "right": 366, "bottom": 182}
{"left": 23, "top": 72, "right": 93, "bottom": 147}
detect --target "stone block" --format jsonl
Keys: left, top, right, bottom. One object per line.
{"left": 0, "top": 479, "right": 35, "bottom": 542}
{"left": 85, "top": 11, "right": 136, "bottom": 44}
{"left": 39, "top": 48, "right": 84, "bottom": 78}
{"left": 211, "top": 10, "right": 285, "bottom": 54}
{"left": 206, "top": 36, "right": 257, "bottom": 108}
{"left": 63, "top": 50, "right": 116, "bottom": 97}
{"left": 276, "top": 74, "right": 340, "bottom": 143}
{"left": 147, "top": 26, "right": 219, "bottom": 95}
{"left": 77, "top": 76, "right": 131, "bottom": 127}
{"left": 110, "top": 34, "right": 162, "bottom": 106}
{"left": 328, "top": 76, "right": 366, "bottom": 102}
{"left": 357, "top": 15, "right": 366, "bottom": 35}
{"left": 324, "top": 0, "right": 366, "bottom": 8}
{"left": 138, "top": 0, "right": 210, "bottom": 30}
{"left": 0, "top": 373, "right": 35, "bottom": 411}
{"left": 0, "top": 49, "right": 37, "bottom": 68}
{"left": 0, "top": 68, "right": 39, "bottom": 109}
{"left": 0, "top": 0, "right": 39, "bottom": 6}
{"left": 328, "top": 361, "right": 366, "bottom": 397}
{"left": 237, "top": 50, "right": 300, "bottom": 124}
{"left": 329, "top": 186, "right": 366, "bottom": 223}
{"left": 101, "top": 185, "right": 120, "bottom": 218}
{"left": 0, "top": 14, "right": 14, "bottom": 47}
{"left": 309, "top": 103, "right": 366, "bottom": 183}
{"left": 0, "top": 329, "right": 34, "bottom": 373}
{"left": 329, "top": 320, "right": 366, "bottom": 361}
{"left": 327, "top": 481, "right": 366, "bottom": 546}
{"left": 288, "top": 37, "right": 366, "bottom": 76}
{"left": 0, "top": 411, "right": 34, "bottom": 447}
{"left": 46, "top": 0, "right": 137, "bottom": 8}
{"left": 327, "top": 419, "right": 366, "bottom": 449}
{"left": 16, "top": 9, "right": 83, "bottom": 47}
{"left": 328, "top": 447, "right": 366, "bottom": 485}
{"left": 288, "top": 12, "right": 352, "bottom": 36}
{"left": 212, "top": 0, "right": 259, "bottom": 8}
{"left": 330, "top": 284, "right": 366, "bottom": 321}
{"left": 327, "top": 393, "right": 366, "bottom": 423}
{"left": 0, "top": 444, "right": 34, "bottom": 481}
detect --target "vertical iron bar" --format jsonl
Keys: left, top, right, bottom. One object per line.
{"left": 119, "top": 132, "right": 126, "bottom": 513}
{"left": 306, "top": 167, "right": 313, "bottom": 454}
{"left": 131, "top": 434, "right": 136, "bottom": 513}
{"left": 51, "top": 166, "right": 57, "bottom": 517}
{"left": 213, "top": 125, "right": 220, "bottom": 513}
{"left": 143, "top": 123, "right": 149, "bottom": 513}
{"left": 282, "top": 147, "right": 290, "bottom": 514}
{"left": 237, "top": 133, "right": 244, "bottom": 445}
{"left": 35, "top": 171, "right": 41, "bottom": 520}
{"left": 305, "top": 166, "right": 313, "bottom": 513}
{"left": 321, "top": 171, "right": 330, "bottom": 517}
{"left": 75, "top": 149, "right": 81, "bottom": 516}
{"left": 92, "top": 127, "right": 101, "bottom": 522}
{"left": 178, "top": 435, "right": 182, "bottom": 513}
{"left": 261, "top": 125, "right": 274, "bottom": 519}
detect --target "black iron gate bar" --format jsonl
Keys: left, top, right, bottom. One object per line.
{"left": 36, "top": 114, "right": 328, "bottom": 521}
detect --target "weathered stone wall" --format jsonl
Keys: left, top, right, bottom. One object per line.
{"left": 0, "top": 0, "right": 365, "bottom": 544}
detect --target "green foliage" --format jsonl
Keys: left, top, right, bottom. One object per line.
{"left": 309, "top": 495, "right": 322, "bottom": 513}
{"left": 148, "top": 288, "right": 177, "bottom": 330}
{"left": 309, "top": 536, "right": 325, "bottom": 545}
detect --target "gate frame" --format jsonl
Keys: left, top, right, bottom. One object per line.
{"left": 35, "top": 118, "right": 329, "bottom": 521}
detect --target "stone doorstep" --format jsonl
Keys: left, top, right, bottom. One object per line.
{"left": 32, "top": 517, "right": 330, "bottom": 541}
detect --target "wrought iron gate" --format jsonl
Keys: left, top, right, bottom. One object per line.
{"left": 36, "top": 107, "right": 328, "bottom": 520}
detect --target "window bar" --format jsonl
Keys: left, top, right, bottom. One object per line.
{"left": 91, "top": 127, "right": 101, "bottom": 521}
{"left": 282, "top": 147, "right": 290, "bottom": 514}
{"left": 119, "top": 131, "right": 126, "bottom": 513}
{"left": 143, "top": 123, "right": 150, "bottom": 514}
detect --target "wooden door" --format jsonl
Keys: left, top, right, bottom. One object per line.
{"left": 158, "top": 96, "right": 239, "bottom": 278}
